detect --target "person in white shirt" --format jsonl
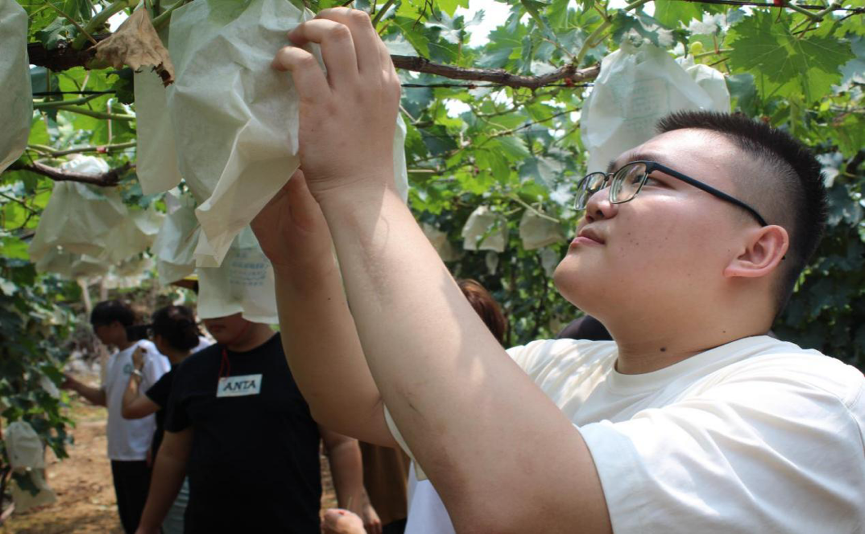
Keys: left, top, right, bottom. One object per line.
{"left": 253, "top": 11, "right": 864, "bottom": 532}
{"left": 63, "top": 300, "right": 169, "bottom": 534}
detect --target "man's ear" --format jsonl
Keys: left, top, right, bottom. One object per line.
{"left": 723, "top": 225, "right": 789, "bottom": 279}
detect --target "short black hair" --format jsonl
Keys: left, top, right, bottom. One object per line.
{"left": 151, "top": 305, "right": 201, "bottom": 352}
{"left": 90, "top": 300, "right": 136, "bottom": 327}
{"left": 656, "top": 111, "right": 828, "bottom": 314}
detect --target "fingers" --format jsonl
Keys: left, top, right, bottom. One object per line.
{"left": 272, "top": 46, "right": 330, "bottom": 103}
{"left": 285, "top": 18, "right": 359, "bottom": 87}
{"left": 306, "top": 8, "right": 382, "bottom": 75}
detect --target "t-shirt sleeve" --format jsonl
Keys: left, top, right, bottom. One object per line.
{"left": 164, "top": 363, "right": 192, "bottom": 433}
{"left": 145, "top": 371, "right": 172, "bottom": 409}
{"left": 578, "top": 367, "right": 866, "bottom": 533}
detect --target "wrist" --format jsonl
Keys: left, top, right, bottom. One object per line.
{"left": 312, "top": 174, "right": 395, "bottom": 212}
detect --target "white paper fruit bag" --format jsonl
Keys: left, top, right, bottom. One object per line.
{"left": 580, "top": 40, "right": 731, "bottom": 174}
{"left": 0, "top": 0, "right": 32, "bottom": 174}
{"left": 165, "top": 0, "right": 409, "bottom": 267}
{"left": 196, "top": 226, "right": 278, "bottom": 323}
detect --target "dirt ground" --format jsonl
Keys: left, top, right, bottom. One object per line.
{"left": 2, "top": 398, "right": 338, "bottom": 534}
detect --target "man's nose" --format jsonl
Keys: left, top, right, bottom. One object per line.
{"left": 583, "top": 186, "right": 617, "bottom": 224}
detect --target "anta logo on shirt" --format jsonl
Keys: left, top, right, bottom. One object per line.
{"left": 216, "top": 374, "right": 263, "bottom": 398}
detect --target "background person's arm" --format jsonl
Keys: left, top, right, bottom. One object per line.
{"left": 253, "top": 173, "right": 395, "bottom": 447}
{"left": 272, "top": 11, "right": 611, "bottom": 533}
{"left": 136, "top": 428, "right": 192, "bottom": 533}
{"left": 121, "top": 377, "right": 160, "bottom": 419}
{"left": 320, "top": 427, "right": 364, "bottom": 507}
{"left": 62, "top": 374, "right": 106, "bottom": 406}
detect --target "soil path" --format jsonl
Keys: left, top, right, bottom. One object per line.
{"left": 2, "top": 400, "right": 338, "bottom": 533}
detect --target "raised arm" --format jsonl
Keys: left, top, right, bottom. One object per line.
{"left": 271, "top": 10, "right": 611, "bottom": 533}
{"left": 62, "top": 374, "right": 106, "bottom": 406}
{"left": 121, "top": 346, "right": 161, "bottom": 419}
{"left": 253, "top": 172, "right": 394, "bottom": 447}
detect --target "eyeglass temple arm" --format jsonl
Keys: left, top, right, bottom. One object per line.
{"left": 650, "top": 163, "right": 768, "bottom": 227}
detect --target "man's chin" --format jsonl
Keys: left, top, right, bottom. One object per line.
{"left": 553, "top": 262, "right": 607, "bottom": 311}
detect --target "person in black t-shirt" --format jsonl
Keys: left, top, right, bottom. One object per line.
{"left": 136, "top": 313, "right": 371, "bottom": 534}
{"left": 121, "top": 305, "right": 205, "bottom": 534}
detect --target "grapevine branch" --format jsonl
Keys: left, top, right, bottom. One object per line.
{"left": 391, "top": 56, "right": 600, "bottom": 89}
{"left": 7, "top": 161, "right": 134, "bottom": 187}
{"left": 28, "top": 38, "right": 603, "bottom": 89}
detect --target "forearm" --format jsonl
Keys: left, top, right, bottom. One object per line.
{"left": 319, "top": 185, "right": 594, "bottom": 529}
{"left": 325, "top": 439, "right": 365, "bottom": 511}
{"left": 274, "top": 260, "right": 391, "bottom": 445}
{"left": 122, "top": 376, "right": 142, "bottom": 417}
{"left": 138, "top": 447, "right": 187, "bottom": 531}
{"left": 68, "top": 378, "right": 106, "bottom": 406}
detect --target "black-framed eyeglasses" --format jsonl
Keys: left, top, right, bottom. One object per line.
{"left": 574, "top": 160, "right": 768, "bottom": 227}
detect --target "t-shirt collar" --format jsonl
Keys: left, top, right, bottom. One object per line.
{"left": 606, "top": 335, "right": 776, "bottom": 395}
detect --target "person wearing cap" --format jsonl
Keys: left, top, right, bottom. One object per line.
{"left": 136, "top": 313, "right": 373, "bottom": 533}
{"left": 62, "top": 300, "right": 170, "bottom": 534}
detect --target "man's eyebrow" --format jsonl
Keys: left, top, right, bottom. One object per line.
{"left": 608, "top": 152, "right": 677, "bottom": 173}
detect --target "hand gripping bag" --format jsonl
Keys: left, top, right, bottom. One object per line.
{"left": 165, "top": 0, "right": 409, "bottom": 268}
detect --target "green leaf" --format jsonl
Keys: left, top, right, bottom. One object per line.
{"left": 610, "top": 11, "right": 675, "bottom": 48}
{"left": 491, "top": 136, "right": 530, "bottom": 162}
{"left": 727, "top": 12, "right": 854, "bottom": 104}
{"left": 34, "top": 18, "right": 76, "bottom": 50}
{"left": 725, "top": 72, "right": 758, "bottom": 116}
{"left": 437, "top": 0, "right": 468, "bottom": 17}
{"left": 828, "top": 112, "right": 865, "bottom": 158}
{"left": 0, "top": 237, "right": 31, "bottom": 261}
{"left": 419, "top": 125, "right": 458, "bottom": 156}
{"left": 653, "top": 0, "right": 704, "bottom": 28}
{"left": 11, "top": 471, "right": 41, "bottom": 497}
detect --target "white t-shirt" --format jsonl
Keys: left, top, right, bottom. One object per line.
{"left": 102, "top": 340, "right": 170, "bottom": 461}
{"left": 390, "top": 335, "right": 866, "bottom": 533}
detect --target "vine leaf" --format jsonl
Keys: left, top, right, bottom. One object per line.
{"left": 727, "top": 12, "right": 853, "bottom": 104}
{"left": 94, "top": 9, "right": 175, "bottom": 86}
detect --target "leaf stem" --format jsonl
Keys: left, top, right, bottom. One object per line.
{"left": 372, "top": 0, "right": 397, "bottom": 27}
{"left": 27, "top": 141, "right": 137, "bottom": 158}
{"left": 72, "top": 0, "right": 136, "bottom": 49}
{"left": 33, "top": 94, "right": 105, "bottom": 109}
{"left": 574, "top": 0, "right": 651, "bottom": 66}
{"left": 46, "top": 0, "right": 99, "bottom": 45}
{"left": 53, "top": 105, "right": 136, "bottom": 121}
{"left": 153, "top": 0, "right": 191, "bottom": 31}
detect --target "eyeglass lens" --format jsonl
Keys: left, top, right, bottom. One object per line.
{"left": 576, "top": 162, "right": 650, "bottom": 210}
{"left": 611, "top": 162, "right": 647, "bottom": 204}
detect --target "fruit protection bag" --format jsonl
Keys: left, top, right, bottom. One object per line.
{"left": 0, "top": 0, "right": 31, "bottom": 174}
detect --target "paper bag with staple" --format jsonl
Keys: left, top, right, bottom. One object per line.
{"left": 580, "top": 40, "right": 730, "bottom": 174}
{"left": 166, "top": 0, "right": 409, "bottom": 268}
{"left": 0, "top": 0, "right": 31, "bottom": 174}
{"left": 196, "top": 226, "right": 278, "bottom": 324}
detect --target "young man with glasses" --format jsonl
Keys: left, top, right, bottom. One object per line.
{"left": 255, "top": 9, "right": 864, "bottom": 532}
